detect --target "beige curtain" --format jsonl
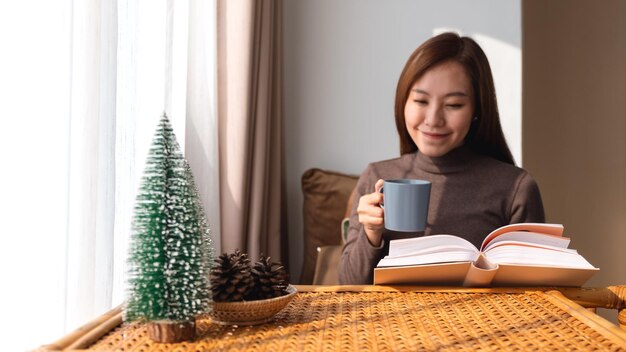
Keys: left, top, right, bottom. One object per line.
{"left": 217, "top": 0, "right": 287, "bottom": 265}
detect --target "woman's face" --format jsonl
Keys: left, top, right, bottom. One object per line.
{"left": 404, "top": 60, "right": 475, "bottom": 157}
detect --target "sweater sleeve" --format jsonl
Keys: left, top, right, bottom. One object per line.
{"left": 509, "top": 171, "right": 546, "bottom": 224}
{"left": 338, "top": 164, "right": 386, "bottom": 284}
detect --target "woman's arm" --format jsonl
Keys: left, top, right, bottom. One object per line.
{"left": 338, "top": 165, "right": 387, "bottom": 284}
{"left": 509, "top": 171, "right": 546, "bottom": 223}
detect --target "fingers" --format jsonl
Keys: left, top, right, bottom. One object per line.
{"left": 357, "top": 180, "right": 385, "bottom": 227}
{"left": 358, "top": 192, "right": 384, "bottom": 214}
{"left": 357, "top": 180, "right": 386, "bottom": 247}
{"left": 360, "top": 214, "right": 384, "bottom": 228}
{"left": 374, "top": 179, "right": 384, "bottom": 193}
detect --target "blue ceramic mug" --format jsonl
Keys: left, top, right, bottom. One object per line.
{"left": 381, "top": 179, "right": 431, "bottom": 232}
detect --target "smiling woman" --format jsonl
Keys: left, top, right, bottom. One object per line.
{"left": 338, "top": 32, "right": 545, "bottom": 285}
{"left": 404, "top": 61, "right": 474, "bottom": 158}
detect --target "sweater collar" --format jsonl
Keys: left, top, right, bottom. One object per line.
{"left": 414, "top": 145, "right": 476, "bottom": 174}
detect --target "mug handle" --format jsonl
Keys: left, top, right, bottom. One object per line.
{"left": 379, "top": 187, "right": 384, "bottom": 209}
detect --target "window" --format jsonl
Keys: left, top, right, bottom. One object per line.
{"left": 0, "top": 1, "right": 217, "bottom": 350}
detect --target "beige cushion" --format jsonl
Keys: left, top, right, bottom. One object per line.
{"left": 300, "top": 168, "right": 358, "bottom": 284}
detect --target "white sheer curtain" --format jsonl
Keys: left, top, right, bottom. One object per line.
{"left": 0, "top": 1, "right": 218, "bottom": 351}
{"left": 64, "top": 0, "right": 118, "bottom": 331}
{"left": 112, "top": 0, "right": 221, "bottom": 307}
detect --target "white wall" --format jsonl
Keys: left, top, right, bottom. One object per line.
{"left": 284, "top": 0, "right": 521, "bottom": 281}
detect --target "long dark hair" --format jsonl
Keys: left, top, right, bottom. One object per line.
{"left": 394, "top": 32, "right": 514, "bottom": 165}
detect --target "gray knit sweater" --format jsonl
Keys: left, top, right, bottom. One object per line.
{"left": 338, "top": 146, "right": 545, "bottom": 284}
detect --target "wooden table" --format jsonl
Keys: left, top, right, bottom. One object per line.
{"left": 39, "top": 285, "right": 626, "bottom": 351}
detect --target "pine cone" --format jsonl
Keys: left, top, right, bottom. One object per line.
{"left": 247, "top": 255, "right": 289, "bottom": 300}
{"left": 210, "top": 250, "right": 253, "bottom": 302}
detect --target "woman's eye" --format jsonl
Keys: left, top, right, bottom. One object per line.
{"left": 414, "top": 100, "right": 428, "bottom": 105}
{"left": 446, "top": 104, "right": 463, "bottom": 109}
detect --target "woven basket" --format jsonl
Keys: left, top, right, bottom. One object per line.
{"left": 209, "top": 285, "right": 297, "bottom": 325}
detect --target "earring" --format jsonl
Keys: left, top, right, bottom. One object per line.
{"left": 473, "top": 116, "right": 479, "bottom": 121}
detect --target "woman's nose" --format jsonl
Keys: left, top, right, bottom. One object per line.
{"left": 424, "top": 105, "right": 444, "bottom": 127}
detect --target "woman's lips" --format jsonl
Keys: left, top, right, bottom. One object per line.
{"left": 421, "top": 130, "right": 450, "bottom": 139}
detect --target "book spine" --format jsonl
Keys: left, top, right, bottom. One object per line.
{"left": 462, "top": 254, "right": 498, "bottom": 287}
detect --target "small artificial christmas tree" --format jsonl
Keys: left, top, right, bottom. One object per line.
{"left": 125, "top": 114, "right": 213, "bottom": 343}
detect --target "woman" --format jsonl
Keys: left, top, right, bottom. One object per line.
{"left": 338, "top": 32, "right": 545, "bottom": 285}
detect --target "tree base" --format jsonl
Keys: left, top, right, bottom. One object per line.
{"left": 147, "top": 320, "right": 196, "bottom": 343}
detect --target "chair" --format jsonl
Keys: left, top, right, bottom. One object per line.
{"left": 312, "top": 217, "right": 351, "bottom": 285}
{"left": 300, "top": 168, "right": 357, "bottom": 285}
{"left": 312, "top": 245, "right": 343, "bottom": 285}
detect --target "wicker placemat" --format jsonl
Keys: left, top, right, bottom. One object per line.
{"left": 85, "top": 290, "right": 626, "bottom": 351}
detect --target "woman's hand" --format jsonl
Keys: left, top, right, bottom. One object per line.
{"left": 357, "top": 179, "right": 385, "bottom": 247}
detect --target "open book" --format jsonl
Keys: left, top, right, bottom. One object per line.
{"left": 373, "top": 223, "right": 598, "bottom": 287}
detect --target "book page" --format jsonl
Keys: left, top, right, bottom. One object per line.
{"left": 483, "top": 231, "right": 570, "bottom": 251}
{"left": 481, "top": 223, "right": 564, "bottom": 250}
{"left": 377, "top": 250, "right": 478, "bottom": 267}
{"left": 388, "top": 234, "right": 477, "bottom": 257}
{"left": 485, "top": 241, "right": 578, "bottom": 255}
{"left": 386, "top": 244, "right": 479, "bottom": 258}
{"left": 484, "top": 246, "right": 596, "bottom": 269}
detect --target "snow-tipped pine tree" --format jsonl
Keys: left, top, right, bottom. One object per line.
{"left": 125, "top": 114, "right": 213, "bottom": 342}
